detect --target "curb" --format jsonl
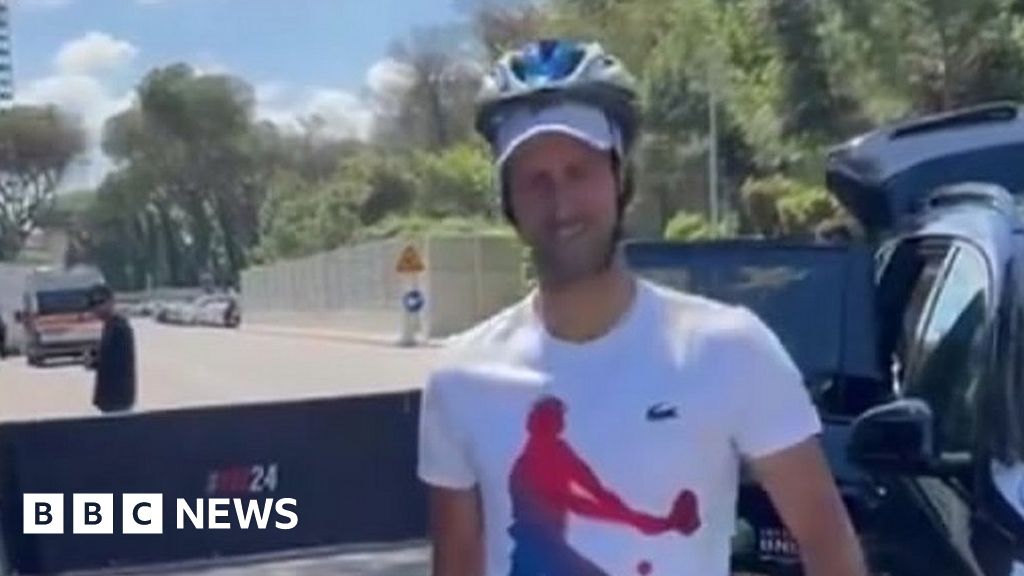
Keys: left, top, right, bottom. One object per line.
{"left": 241, "top": 324, "right": 447, "bottom": 349}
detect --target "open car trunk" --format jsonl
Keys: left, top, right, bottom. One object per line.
{"left": 826, "top": 102, "right": 1024, "bottom": 235}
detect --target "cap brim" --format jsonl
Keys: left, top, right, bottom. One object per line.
{"left": 494, "top": 102, "right": 622, "bottom": 170}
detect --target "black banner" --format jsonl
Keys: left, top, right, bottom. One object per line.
{"left": 0, "top": 391, "right": 428, "bottom": 574}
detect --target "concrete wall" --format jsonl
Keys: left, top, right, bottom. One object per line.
{"left": 240, "top": 235, "right": 527, "bottom": 338}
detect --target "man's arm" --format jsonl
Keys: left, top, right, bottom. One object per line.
{"left": 429, "top": 485, "right": 484, "bottom": 576}
{"left": 718, "top": 307, "right": 868, "bottom": 575}
{"left": 417, "top": 367, "right": 483, "bottom": 576}
{"left": 750, "top": 437, "right": 868, "bottom": 576}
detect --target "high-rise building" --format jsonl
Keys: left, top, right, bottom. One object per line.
{"left": 0, "top": 0, "right": 13, "bottom": 106}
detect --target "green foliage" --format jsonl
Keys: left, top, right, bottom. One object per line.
{"left": 254, "top": 169, "right": 361, "bottom": 261}
{"left": 740, "top": 175, "right": 841, "bottom": 237}
{"left": 60, "top": 0, "right": 1024, "bottom": 280}
{"left": 353, "top": 214, "right": 515, "bottom": 243}
{"left": 73, "top": 64, "right": 279, "bottom": 287}
{"left": 0, "top": 105, "right": 87, "bottom": 260}
{"left": 663, "top": 210, "right": 728, "bottom": 241}
{"left": 414, "top": 143, "right": 496, "bottom": 218}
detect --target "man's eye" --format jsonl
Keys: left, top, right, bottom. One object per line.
{"left": 528, "top": 173, "right": 554, "bottom": 194}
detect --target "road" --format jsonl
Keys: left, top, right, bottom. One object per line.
{"left": 0, "top": 320, "right": 442, "bottom": 422}
{"left": 0, "top": 320, "right": 439, "bottom": 575}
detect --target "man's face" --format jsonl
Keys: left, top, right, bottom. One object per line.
{"left": 506, "top": 133, "right": 619, "bottom": 287}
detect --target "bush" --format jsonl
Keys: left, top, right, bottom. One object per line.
{"left": 414, "top": 144, "right": 496, "bottom": 218}
{"left": 739, "top": 174, "right": 841, "bottom": 238}
{"left": 352, "top": 214, "right": 516, "bottom": 243}
{"left": 664, "top": 210, "right": 718, "bottom": 241}
{"left": 663, "top": 209, "right": 737, "bottom": 241}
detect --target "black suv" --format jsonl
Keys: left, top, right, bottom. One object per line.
{"left": 628, "top": 102, "right": 1024, "bottom": 575}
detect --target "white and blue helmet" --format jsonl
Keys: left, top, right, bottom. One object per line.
{"left": 474, "top": 39, "right": 641, "bottom": 222}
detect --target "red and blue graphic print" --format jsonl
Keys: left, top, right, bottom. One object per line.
{"left": 507, "top": 396, "right": 701, "bottom": 576}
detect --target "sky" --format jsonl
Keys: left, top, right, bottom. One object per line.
{"left": 9, "top": 0, "right": 471, "bottom": 190}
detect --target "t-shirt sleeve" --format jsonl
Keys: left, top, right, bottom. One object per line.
{"left": 417, "top": 371, "right": 477, "bottom": 490}
{"left": 723, "top": 307, "right": 822, "bottom": 460}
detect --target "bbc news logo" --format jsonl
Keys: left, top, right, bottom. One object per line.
{"left": 24, "top": 494, "right": 298, "bottom": 534}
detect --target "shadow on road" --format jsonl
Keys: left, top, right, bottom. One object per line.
{"left": 25, "top": 357, "right": 89, "bottom": 370}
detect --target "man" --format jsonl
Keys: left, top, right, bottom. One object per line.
{"left": 89, "top": 284, "right": 136, "bottom": 413}
{"left": 417, "top": 39, "right": 868, "bottom": 576}
{"left": 0, "top": 307, "right": 7, "bottom": 360}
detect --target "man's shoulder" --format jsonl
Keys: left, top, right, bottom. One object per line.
{"left": 445, "top": 295, "right": 533, "bottom": 352}
{"left": 426, "top": 295, "right": 535, "bottom": 389}
{"left": 643, "top": 279, "right": 748, "bottom": 328}
{"left": 641, "top": 279, "right": 772, "bottom": 351}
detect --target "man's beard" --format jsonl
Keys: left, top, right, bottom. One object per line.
{"left": 530, "top": 220, "right": 621, "bottom": 288}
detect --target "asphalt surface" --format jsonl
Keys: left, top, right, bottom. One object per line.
{"left": 0, "top": 319, "right": 439, "bottom": 575}
{"left": 0, "top": 319, "right": 442, "bottom": 422}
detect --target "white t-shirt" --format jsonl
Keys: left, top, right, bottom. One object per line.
{"left": 418, "top": 278, "right": 821, "bottom": 576}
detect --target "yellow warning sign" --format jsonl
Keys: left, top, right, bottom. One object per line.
{"left": 396, "top": 244, "right": 425, "bottom": 274}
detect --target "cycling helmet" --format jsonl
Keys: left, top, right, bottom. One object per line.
{"left": 476, "top": 39, "right": 640, "bottom": 155}
{"left": 475, "top": 39, "right": 641, "bottom": 224}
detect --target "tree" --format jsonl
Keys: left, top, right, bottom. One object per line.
{"left": 0, "top": 105, "right": 86, "bottom": 260}
{"left": 78, "top": 63, "right": 283, "bottom": 286}
{"left": 136, "top": 64, "right": 262, "bottom": 284}
{"left": 468, "top": 3, "right": 547, "bottom": 59}
{"left": 255, "top": 169, "right": 360, "bottom": 261}
{"left": 739, "top": 175, "right": 841, "bottom": 238}
{"left": 766, "top": 0, "right": 867, "bottom": 142}
{"left": 819, "top": 0, "right": 1024, "bottom": 118}
{"left": 335, "top": 150, "right": 419, "bottom": 226}
{"left": 374, "top": 26, "right": 484, "bottom": 150}
{"left": 414, "top": 143, "right": 495, "bottom": 218}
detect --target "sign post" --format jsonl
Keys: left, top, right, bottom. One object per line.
{"left": 395, "top": 244, "right": 425, "bottom": 346}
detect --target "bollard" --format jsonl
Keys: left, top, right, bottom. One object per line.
{"left": 399, "top": 288, "right": 424, "bottom": 347}
{"left": 395, "top": 244, "right": 425, "bottom": 347}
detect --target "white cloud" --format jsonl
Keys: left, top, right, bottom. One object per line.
{"left": 54, "top": 32, "right": 138, "bottom": 76}
{"left": 192, "top": 53, "right": 231, "bottom": 77}
{"left": 254, "top": 56, "right": 430, "bottom": 142}
{"left": 256, "top": 84, "right": 373, "bottom": 141}
{"left": 19, "top": 73, "right": 133, "bottom": 190}
{"left": 20, "top": 32, "right": 137, "bottom": 191}
{"left": 366, "top": 58, "right": 416, "bottom": 97}
{"left": 20, "top": 51, "right": 414, "bottom": 191}
{"left": 20, "top": 74, "right": 132, "bottom": 133}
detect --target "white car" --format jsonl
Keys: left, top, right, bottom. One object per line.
{"left": 192, "top": 295, "right": 240, "bottom": 328}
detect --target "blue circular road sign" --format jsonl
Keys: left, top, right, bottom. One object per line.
{"left": 403, "top": 289, "right": 425, "bottom": 313}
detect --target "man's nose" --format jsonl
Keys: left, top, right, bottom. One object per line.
{"left": 550, "top": 179, "right": 582, "bottom": 221}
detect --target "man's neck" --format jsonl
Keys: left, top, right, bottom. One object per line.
{"left": 535, "top": 261, "right": 637, "bottom": 343}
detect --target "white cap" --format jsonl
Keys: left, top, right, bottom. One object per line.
{"left": 494, "top": 101, "right": 623, "bottom": 170}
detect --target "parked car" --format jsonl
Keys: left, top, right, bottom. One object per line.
{"left": 154, "top": 300, "right": 191, "bottom": 325}
{"left": 192, "top": 294, "right": 240, "bottom": 328}
{"left": 821, "top": 101, "right": 1024, "bottom": 576}
{"left": 20, "top": 265, "right": 106, "bottom": 367}
{"left": 153, "top": 294, "right": 240, "bottom": 328}
{"left": 629, "top": 101, "right": 1024, "bottom": 575}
